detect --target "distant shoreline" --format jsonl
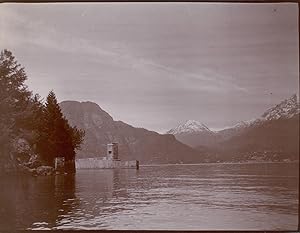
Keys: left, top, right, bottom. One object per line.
{"left": 140, "top": 161, "right": 299, "bottom": 167}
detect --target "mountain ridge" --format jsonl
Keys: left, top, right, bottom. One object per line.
{"left": 198, "top": 94, "right": 299, "bottom": 162}
{"left": 60, "top": 101, "right": 205, "bottom": 164}
{"left": 166, "top": 120, "right": 216, "bottom": 147}
{"left": 60, "top": 94, "right": 299, "bottom": 164}
{"left": 221, "top": 94, "right": 299, "bottom": 131}
{"left": 166, "top": 94, "right": 299, "bottom": 149}
{"left": 166, "top": 120, "right": 212, "bottom": 135}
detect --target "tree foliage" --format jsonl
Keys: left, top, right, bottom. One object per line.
{"left": 0, "top": 49, "right": 85, "bottom": 171}
{"left": 36, "top": 91, "right": 85, "bottom": 165}
{"left": 0, "top": 49, "right": 33, "bottom": 167}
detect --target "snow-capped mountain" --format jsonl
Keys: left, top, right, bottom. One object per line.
{"left": 220, "top": 120, "right": 255, "bottom": 131}
{"left": 215, "top": 119, "right": 258, "bottom": 141}
{"left": 166, "top": 120, "right": 216, "bottom": 148}
{"left": 211, "top": 94, "right": 300, "bottom": 162}
{"left": 219, "top": 94, "right": 299, "bottom": 133}
{"left": 167, "top": 120, "right": 212, "bottom": 135}
{"left": 170, "top": 94, "right": 299, "bottom": 149}
{"left": 260, "top": 94, "right": 299, "bottom": 121}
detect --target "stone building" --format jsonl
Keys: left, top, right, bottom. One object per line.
{"left": 75, "top": 142, "right": 139, "bottom": 169}
{"left": 107, "top": 143, "right": 119, "bottom": 160}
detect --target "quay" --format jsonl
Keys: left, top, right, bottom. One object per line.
{"left": 75, "top": 143, "right": 139, "bottom": 170}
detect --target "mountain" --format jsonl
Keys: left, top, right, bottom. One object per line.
{"left": 198, "top": 94, "right": 299, "bottom": 162}
{"left": 166, "top": 120, "right": 217, "bottom": 147}
{"left": 167, "top": 120, "right": 212, "bottom": 134}
{"left": 216, "top": 120, "right": 255, "bottom": 141}
{"left": 214, "top": 115, "right": 299, "bottom": 162}
{"left": 260, "top": 94, "right": 299, "bottom": 121}
{"left": 216, "top": 94, "right": 299, "bottom": 140}
{"left": 59, "top": 101, "right": 204, "bottom": 164}
{"left": 59, "top": 94, "right": 299, "bottom": 164}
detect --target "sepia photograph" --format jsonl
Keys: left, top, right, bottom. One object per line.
{"left": 0, "top": 2, "right": 299, "bottom": 231}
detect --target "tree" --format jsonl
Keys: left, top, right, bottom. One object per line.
{"left": 0, "top": 49, "right": 32, "bottom": 169}
{"left": 36, "top": 91, "right": 85, "bottom": 170}
{"left": 0, "top": 50, "right": 85, "bottom": 173}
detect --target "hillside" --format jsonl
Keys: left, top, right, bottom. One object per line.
{"left": 59, "top": 94, "right": 299, "bottom": 164}
{"left": 60, "top": 101, "right": 204, "bottom": 164}
{"left": 196, "top": 94, "right": 300, "bottom": 162}
{"left": 212, "top": 115, "right": 299, "bottom": 162}
{"left": 168, "top": 95, "right": 299, "bottom": 153}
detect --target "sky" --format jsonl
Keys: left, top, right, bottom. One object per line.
{"left": 0, "top": 3, "right": 298, "bottom": 133}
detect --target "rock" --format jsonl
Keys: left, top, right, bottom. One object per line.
{"left": 24, "top": 154, "right": 42, "bottom": 169}
{"left": 36, "top": 166, "right": 54, "bottom": 176}
{"left": 29, "top": 160, "right": 42, "bottom": 169}
{"left": 28, "top": 155, "right": 42, "bottom": 168}
{"left": 17, "top": 154, "right": 54, "bottom": 176}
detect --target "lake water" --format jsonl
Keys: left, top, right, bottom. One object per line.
{"left": 0, "top": 163, "right": 298, "bottom": 230}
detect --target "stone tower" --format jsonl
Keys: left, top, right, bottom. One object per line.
{"left": 107, "top": 143, "right": 119, "bottom": 160}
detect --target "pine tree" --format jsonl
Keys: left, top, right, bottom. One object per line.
{"left": 36, "top": 90, "right": 84, "bottom": 170}
{"left": 0, "top": 49, "right": 32, "bottom": 169}
{"left": 0, "top": 49, "right": 85, "bottom": 172}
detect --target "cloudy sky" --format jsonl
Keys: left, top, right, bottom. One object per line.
{"left": 0, "top": 3, "right": 298, "bottom": 133}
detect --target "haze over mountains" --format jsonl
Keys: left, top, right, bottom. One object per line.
{"left": 60, "top": 94, "right": 299, "bottom": 164}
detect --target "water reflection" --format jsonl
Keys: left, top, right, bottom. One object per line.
{"left": 1, "top": 163, "right": 298, "bottom": 230}
{"left": 51, "top": 169, "right": 138, "bottom": 229}
{"left": 0, "top": 174, "right": 17, "bottom": 230}
{"left": 12, "top": 174, "right": 77, "bottom": 230}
